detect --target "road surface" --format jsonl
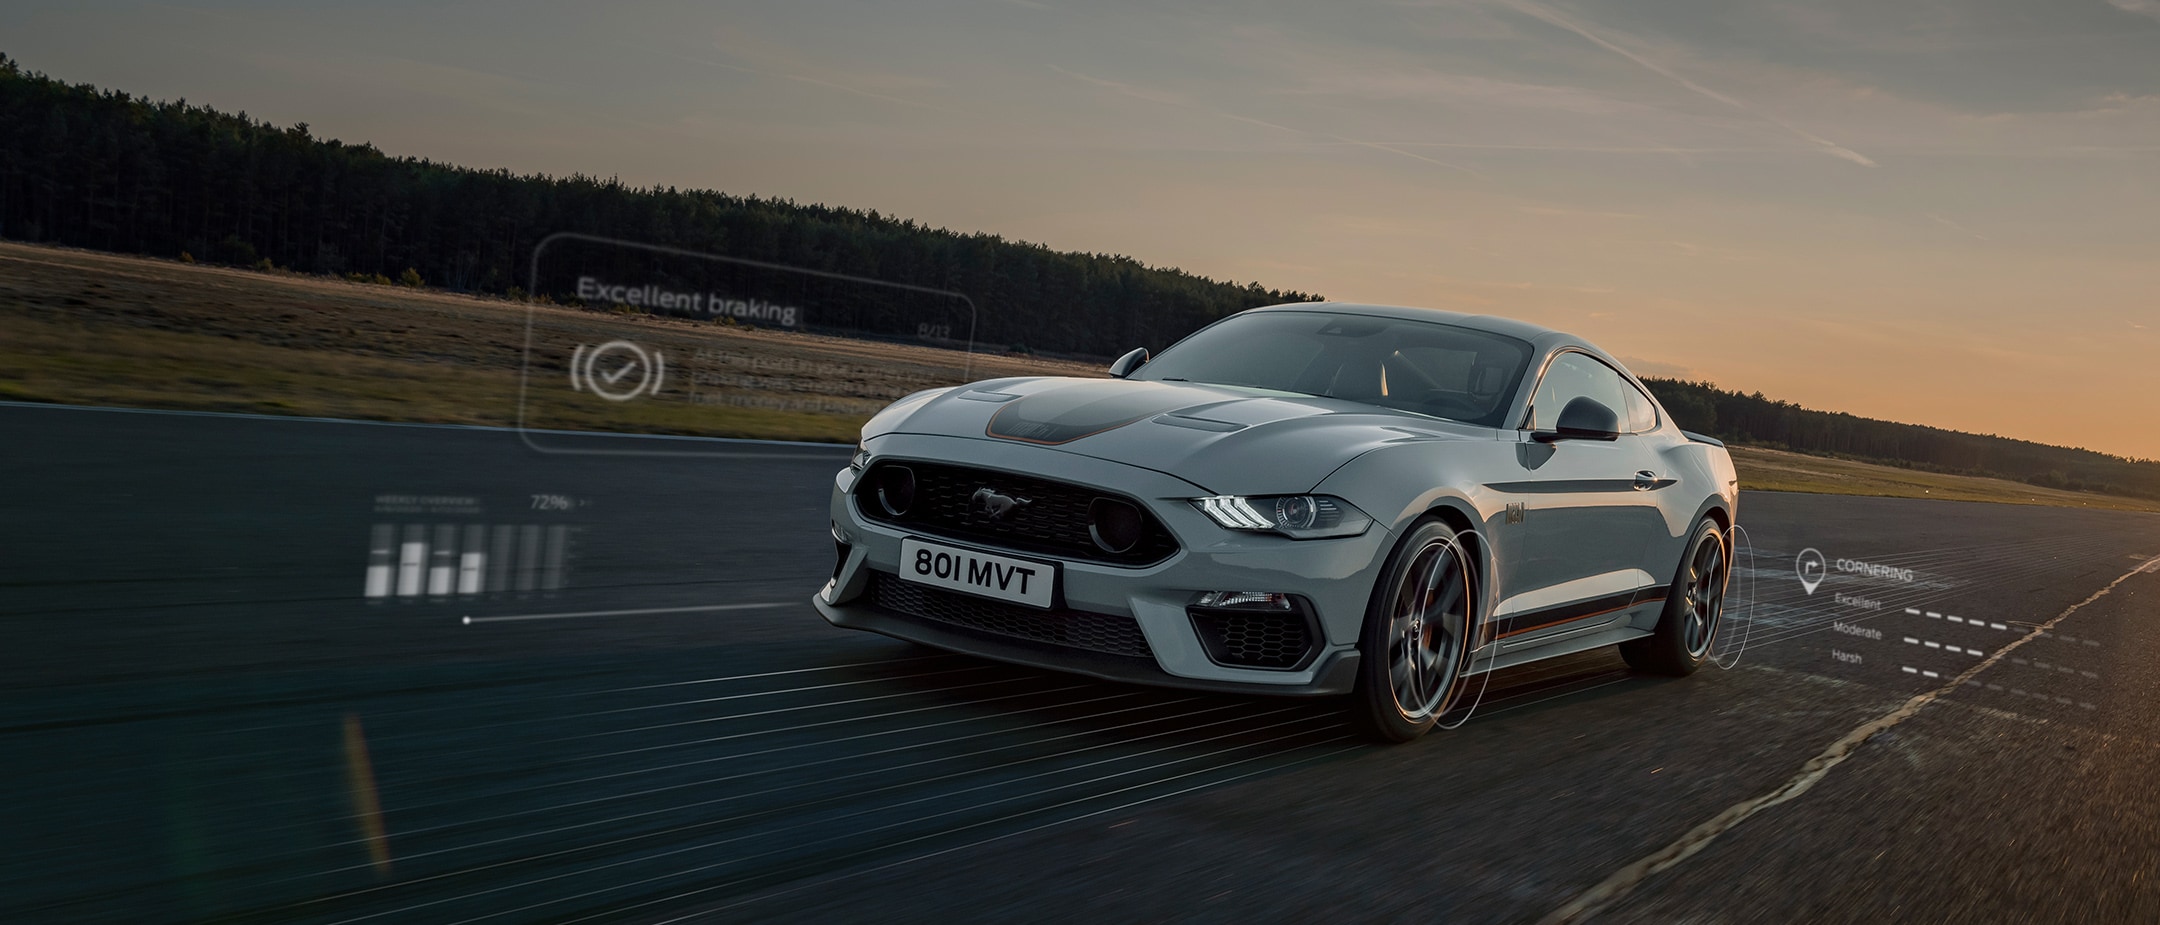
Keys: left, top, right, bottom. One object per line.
{"left": 4, "top": 403, "right": 2157, "bottom": 923}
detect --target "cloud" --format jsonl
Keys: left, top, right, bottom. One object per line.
{"left": 1290, "top": 68, "right": 1649, "bottom": 116}
{"left": 1496, "top": 0, "right": 1877, "bottom": 166}
{"left": 675, "top": 34, "right": 967, "bottom": 116}
{"left": 1520, "top": 205, "right": 1645, "bottom": 220}
{"left": 1356, "top": 141, "right": 1785, "bottom": 155}
{"left": 1049, "top": 65, "right": 1490, "bottom": 180}
{"left": 2105, "top": 0, "right": 2160, "bottom": 23}
{"left": 1928, "top": 214, "right": 1988, "bottom": 240}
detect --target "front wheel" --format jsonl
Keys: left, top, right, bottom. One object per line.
{"left": 1349, "top": 519, "right": 1477, "bottom": 743}
{"left": 1621, "top": 517, "right": 1728, "bottom": 676}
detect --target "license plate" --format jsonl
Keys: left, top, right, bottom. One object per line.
{"left": 898, "top": 538, "right": 1056, "bottom": 609}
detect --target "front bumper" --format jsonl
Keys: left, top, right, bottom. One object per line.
{"left": 815, "top": 433, "right": 1391, "bottom": 696}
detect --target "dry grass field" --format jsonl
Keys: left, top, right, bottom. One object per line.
{"left": 4, "top": 240, "right": 2152, "bottom": 512}
{"left": 0, "top": 241, "right": 1092, "bottom": 443}
{"left": 1727, "top": 445, "right": 2158, "bottom": 512}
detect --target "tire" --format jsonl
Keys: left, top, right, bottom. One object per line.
{"left": 1349, "top": 518, "right": 1477, "bottom": 743}
{"left": 1621, "top": 517, "right": 1729, "bottom": 676}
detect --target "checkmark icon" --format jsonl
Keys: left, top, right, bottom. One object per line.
{"left": 572, "top": 340, "right": 664, "bottom": 402}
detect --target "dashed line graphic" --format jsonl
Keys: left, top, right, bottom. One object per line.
{"left": 2036, "top": 632, "right": 2102, "bottom": 647}
{"left": 2001, "top": 657, "right": 2093, "bottom": 678}
{"left": 1925, "top": 670, "right": 2096, "bottom": 709}
{"left": 1901, "top": 637, "right": 1987, "bottom": 656}
{"left": 1903, "top": 607, "right": 2012, "bottom": 631}
{"left": 1888, "top": 611, "right": 2103, "bottom": 683}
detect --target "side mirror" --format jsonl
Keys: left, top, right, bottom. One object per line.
{"left": 1533, "top": 396, "right": 1621, "bottom": 443}
{"left": 1107, "top": 347, "right": 1149, "bottom": 379}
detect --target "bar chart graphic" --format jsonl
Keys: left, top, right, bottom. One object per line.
{"left": 363, "top": 523, "right": 574, "bottom": 599}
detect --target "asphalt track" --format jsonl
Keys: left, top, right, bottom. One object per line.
{"left": 4, "top": 403, "right": 2159, "bottom": 924}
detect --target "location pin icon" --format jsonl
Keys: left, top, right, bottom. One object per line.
{"left": 1796, "top": 548, "right": 1827, "bottom": 596}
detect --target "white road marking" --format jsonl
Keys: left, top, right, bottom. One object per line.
{"left": 0, "top": 400, "right": 853, "bottom": 451}
{"left": 464, "top": 602, "right": 794, "bottom": 624}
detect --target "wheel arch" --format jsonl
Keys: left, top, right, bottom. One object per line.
{"left": 1415, "top": 498, "right": 1498, "bottom": 643}
{"left": 1694, "top": 497, "right": 1733, "bottom": 552}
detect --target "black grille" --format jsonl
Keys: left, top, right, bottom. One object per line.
{"left": 856, "top": 462, "right": 1178, "bottom": 566}
{"left": 1189, "top": 608, "right": 1318, "bottom": 670}
{"left": 871, "top": 572, "right": 1152, "bottom": 659}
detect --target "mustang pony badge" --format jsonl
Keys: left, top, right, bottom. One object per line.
{"left": 969, "top": 488, "right": 1032, "bottom": 521}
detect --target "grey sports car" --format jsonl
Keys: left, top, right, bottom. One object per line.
{"left": 814, "top": 303, "right": 1738, "bottom": 741}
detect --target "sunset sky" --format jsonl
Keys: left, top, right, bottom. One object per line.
{"left": 8, "top": 0, "right": 2157, "bottom": 457}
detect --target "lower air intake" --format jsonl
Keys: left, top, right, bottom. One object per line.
{"left": 871, "top": 572, "right": 1153, "bottom": 659}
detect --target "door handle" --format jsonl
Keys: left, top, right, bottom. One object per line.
{"left": 1633, "top": 470, "right": 1658, "bottom": 491}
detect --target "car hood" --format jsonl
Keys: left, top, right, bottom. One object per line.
{"left": 866, "top": 376, "right": 1490, "bottom": 495}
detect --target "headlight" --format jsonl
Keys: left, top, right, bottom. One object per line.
{"left": 849, "top": 436, "right": 870, "bottom": 471}
{"left": 1193, "top": 495, "right": 1372, "bottom": 539}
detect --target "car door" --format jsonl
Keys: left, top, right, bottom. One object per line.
{"left": 1487, "top": 351, "right": 1666, "bottom": 641}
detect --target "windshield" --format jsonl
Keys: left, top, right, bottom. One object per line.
{"left": 1134, "top": 310, "right": 1533, "bottom": 427}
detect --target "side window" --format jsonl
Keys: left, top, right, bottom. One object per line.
{"left": 1529, "top": 353, "right": 1630, "bottom": 431}
{"left": 1622, "top": 383, "right": 1659, "bottom": 433}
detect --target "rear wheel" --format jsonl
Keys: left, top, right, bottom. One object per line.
{"left": 1350, "top": 519, "right": 1476, "bottom": 743}
{"left": 1621, "top": 518, "right": 1728, "bottom": 676}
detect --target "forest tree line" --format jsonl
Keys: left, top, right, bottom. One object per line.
{"left": 0, "top": 55, "right": 1317, "bottom": 356}
{"left": 4, "top": 54, "right": 2155, "bottom": 500}
{"left": 1642, "top": 378, "right": 2160, "bottom": 501}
